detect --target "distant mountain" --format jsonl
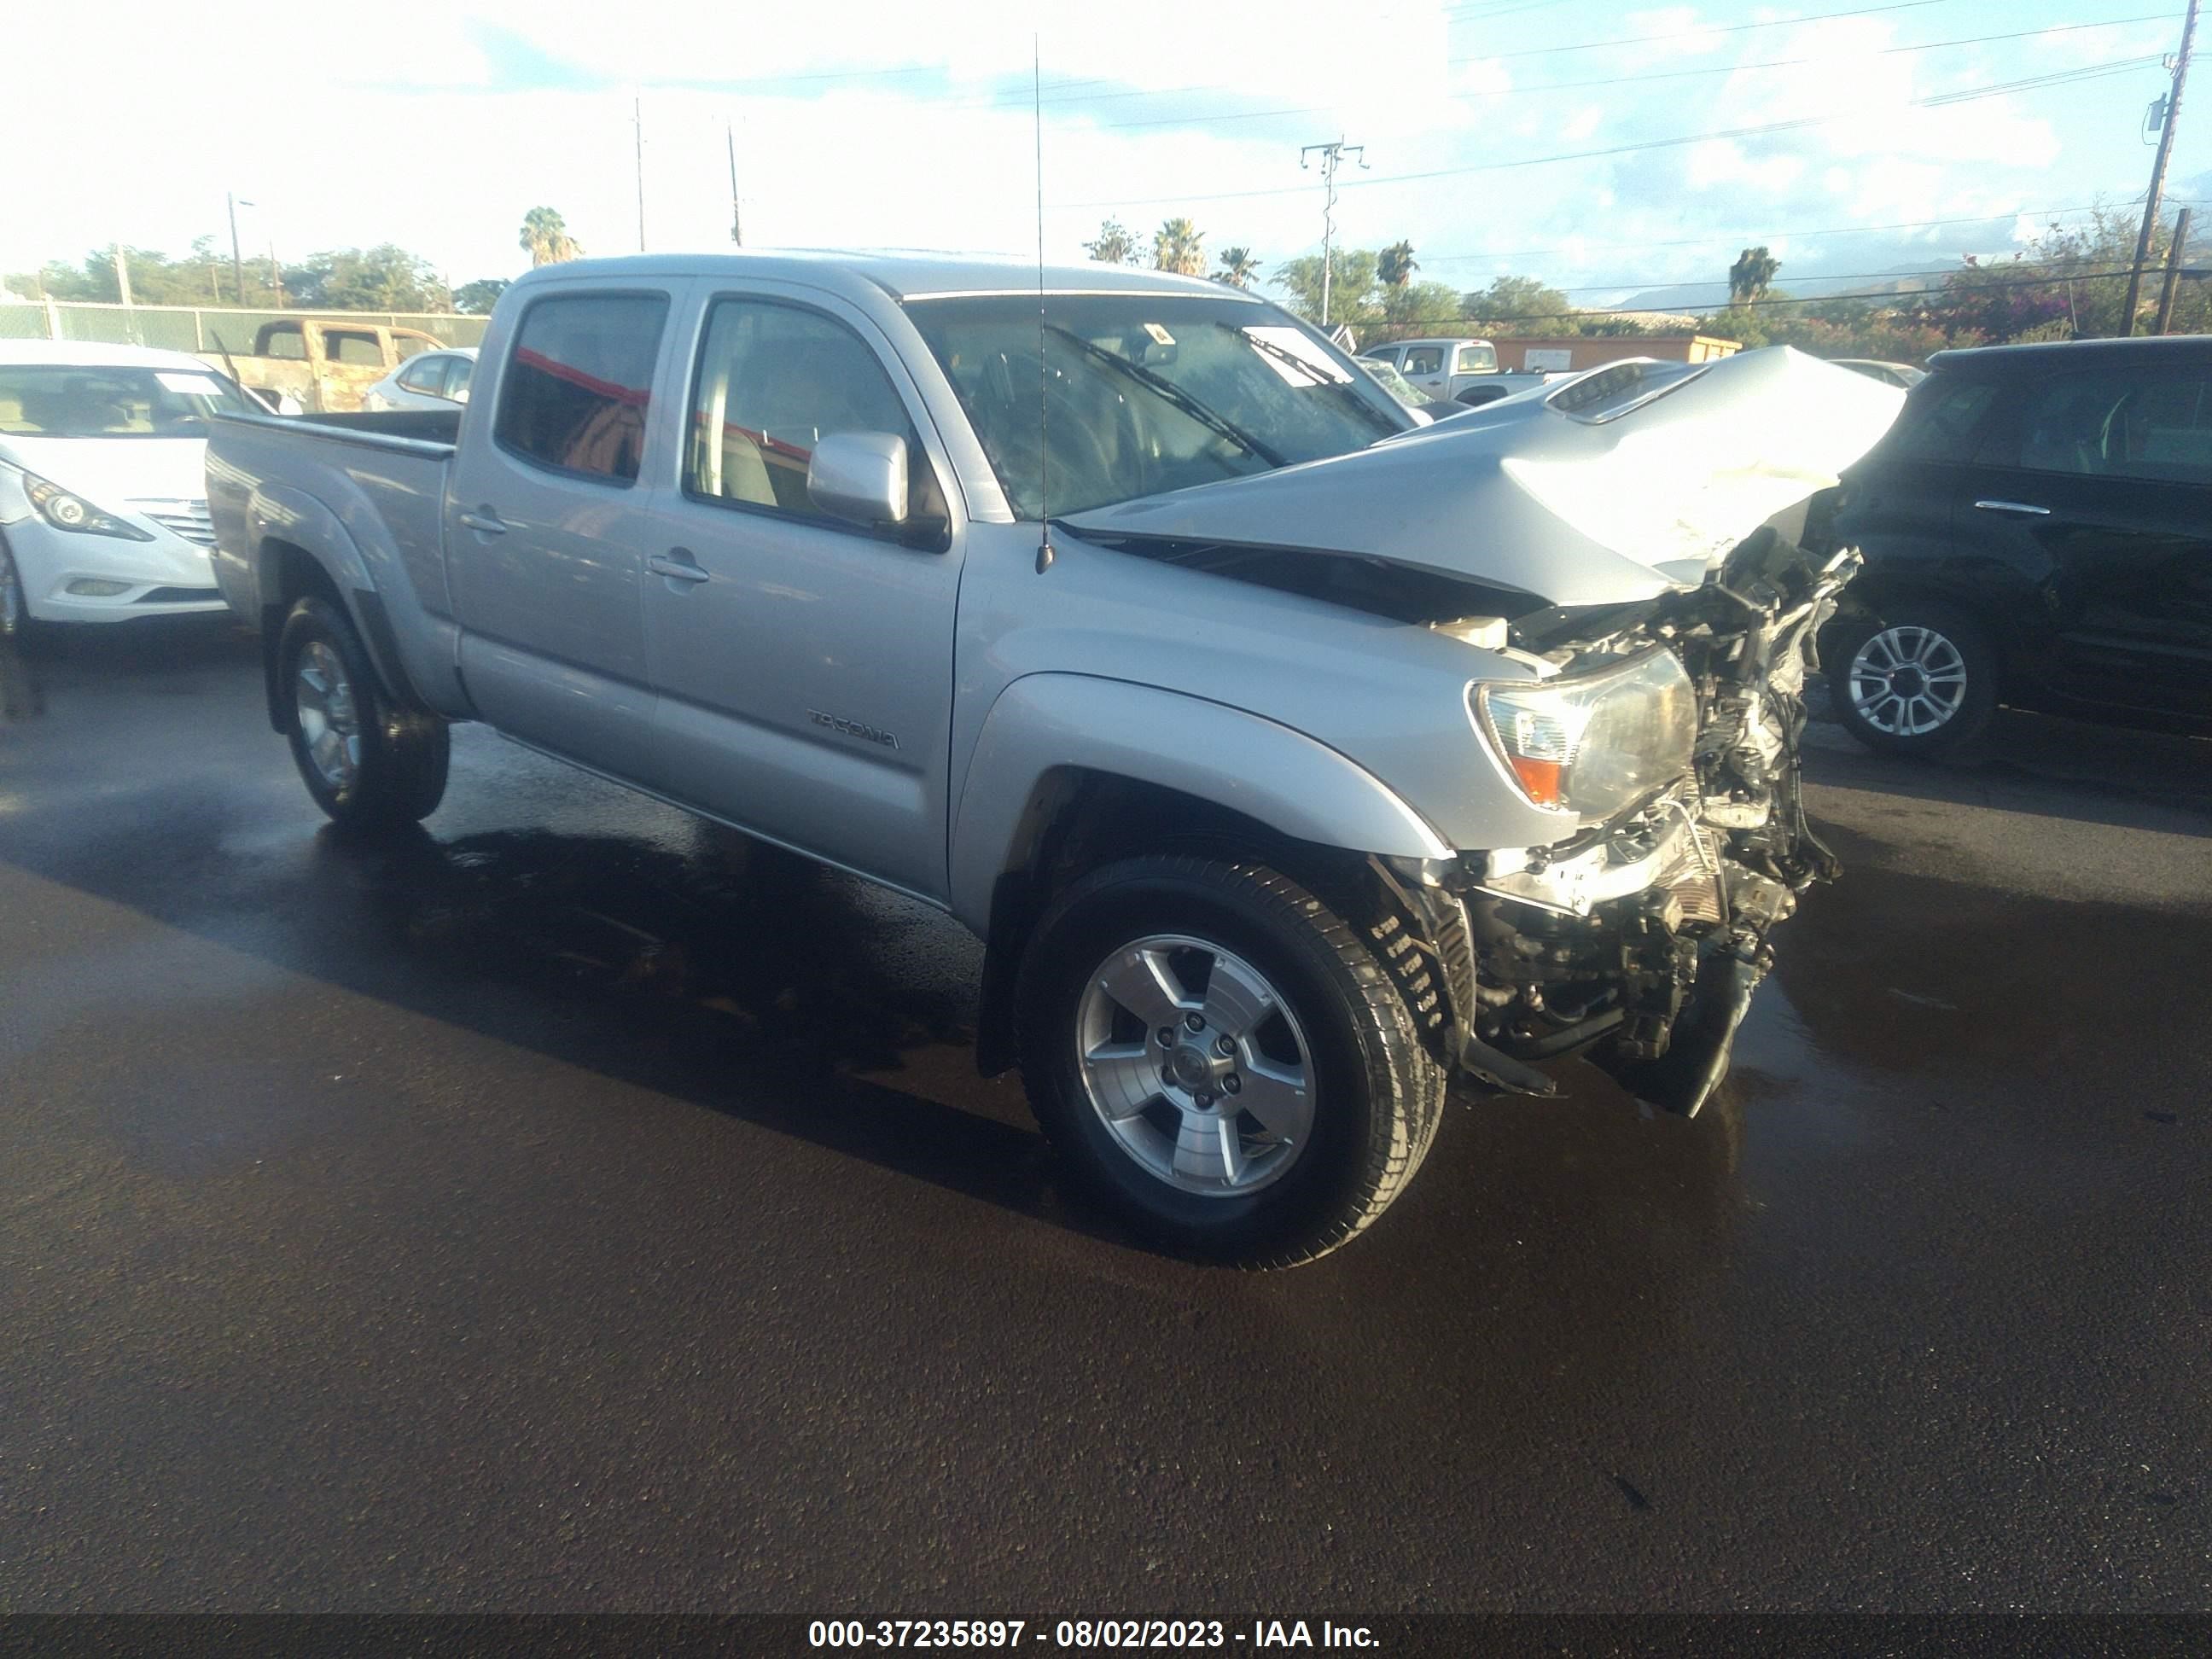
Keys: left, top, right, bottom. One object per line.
{"left": 1604, "top": 263, "right": 1961, "bottom": 315}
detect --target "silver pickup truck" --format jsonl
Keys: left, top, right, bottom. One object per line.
{"left": 206, "top": 253, "right": 1903, "bottom": 1266}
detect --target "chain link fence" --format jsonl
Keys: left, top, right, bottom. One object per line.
{"left": 0, "top": 300, "right": 488, "bottom": 354}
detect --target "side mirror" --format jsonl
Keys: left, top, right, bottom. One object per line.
{"left": 807, "top": 431, "right": 910, "bottom": 527}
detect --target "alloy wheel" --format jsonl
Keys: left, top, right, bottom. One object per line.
{"left": 1074, "top": 934, "right": 1318, "bottom": 1196}
{"left": 294, "top": 640, "right": 363, "bottom": 789}
{"left": 1848, "top": 624, "right": 1969, "bottom": 738}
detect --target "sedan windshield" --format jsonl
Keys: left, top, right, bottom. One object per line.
{"left": 0, "top": 364, "right": 256, "bottom": 439}
{"left": 904, "top": 294, "right": 1409, "bottom": 517}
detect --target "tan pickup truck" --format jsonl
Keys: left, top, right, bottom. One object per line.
{"left": 199, "top": 317, "right": 446, "bottom": 414}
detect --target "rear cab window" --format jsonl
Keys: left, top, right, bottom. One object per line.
{"left": 1454, "top": 343, "right": 1496, "bottom": 375}
{"left": 494, "top": 293, "right": 670, "bottom": 485}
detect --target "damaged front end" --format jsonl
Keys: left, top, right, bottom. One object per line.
{"left": 1380, "top": 527, "right": 1858, "bottom": 1116}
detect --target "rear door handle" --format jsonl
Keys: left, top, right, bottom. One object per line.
{"left": 457, "top": 509, "right": 507, "bottom": 534}
{"left": 648, "top": 550, "right": 711, "bottom": 585}
{"left": 1973, "top": 499, "right": 2052, "bottom": 516}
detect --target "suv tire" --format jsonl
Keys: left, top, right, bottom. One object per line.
{"left": 1017, "top": 856, "right": 1447, "bottom": 1268}
{"left": 278, "top": 596, "right": 449, "bottom": 828}
{"left": 1829, "top": 599, "right": 1998, "bottom": 756}
{"left": 0, "top": 534, "right": 33, "bottom": 644}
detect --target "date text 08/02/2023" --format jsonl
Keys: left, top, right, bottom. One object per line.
{"left": 806, "top": 1620, "right": 1382, "bottom": 1649}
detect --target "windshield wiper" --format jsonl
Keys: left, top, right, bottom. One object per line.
{"left": 1044, "top": 324, "right": 1289, "bottom": 469}
{"left": 1218, "top": 323, "right": 1400, "bottom": 434}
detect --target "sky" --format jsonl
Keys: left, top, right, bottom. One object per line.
{"left": 6, "top": 0, "right": 2205, "bottom": 311}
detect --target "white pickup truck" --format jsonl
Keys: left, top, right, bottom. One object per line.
{"left": 205, "top": 252, "right": 1901, "bottom": 1266}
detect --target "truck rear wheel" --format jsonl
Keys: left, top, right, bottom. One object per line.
{"left": 1018, "top": 856, "right": 1447, "bottom": 1267}
{"left": 277, "top": 596, "right": 449, "bottom": 828}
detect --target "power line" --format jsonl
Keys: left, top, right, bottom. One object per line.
{"left": 1102, "top": 15, "right": 2183, "bottom": 130}
{"left": 1051, "top": 55, "right": 2164, "bottom": 210}
{"left": 1464, "top": 0, "right": 1959, "bottom": 61}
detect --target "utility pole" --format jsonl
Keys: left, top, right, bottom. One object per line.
{"left": 113, "top": 242, "right": 132, "bottom": 309}
{"left": 270, "top": 240, "right": 284, "bottom": 309}
{"left": 2157, "top": 205, "right": 2194, "bottom": 333}
{"left": 728, "top": 123, "right": 744, "bottom": 246}
{"left": 2122, "top": 0, "right": 2198, "bottom": 335}
{"left": 634, "top": 96, "right": 648, "bottom": 252}
{"left": 228, "top": 192, "right": 252, "bottom": 307}
{"left": 1300, "top": 138, "right": 1365, "bottom": 328}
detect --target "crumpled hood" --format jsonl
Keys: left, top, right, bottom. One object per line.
{"left": 0, "top": 435, "right": 208, "bottom": 511}
{"left": 1063, "top": 346, "right": 1906, "bottom": 608}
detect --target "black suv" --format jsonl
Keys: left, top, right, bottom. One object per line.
{"left": 1816, "top": 335, "right": 2212, "bottom": 754}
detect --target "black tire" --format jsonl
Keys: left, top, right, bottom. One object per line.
{"left": 1827, "top": 599, "right": 1998, "bottom": 756}
{"left": 0, "top": 533, "right": 35, "bottom": 645}
{"left": 276, "top": 596, "right": 449, "bottom": 827}
{"left": 1017, "top": 856, "right": 1447, "bottom": 1268}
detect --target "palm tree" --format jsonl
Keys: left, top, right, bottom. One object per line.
{"left": 1084, "top": 218, "right": 1138, "bottom": 265}
{"left": 1377, "top": 240, "right": 1418, "bottom": 288}
{"left": 1728, "top": 245, "right": 1781, "bottom": 306}
{"left": 520, "top": 207, "right": 584, "bottom": 268}
{"left": 1153, "top": 218, "right": 1206, "bottom": 277}
{"left": 1213, "top": 247, "right": 1262, "bottom": 288}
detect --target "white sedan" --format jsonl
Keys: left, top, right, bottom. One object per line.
{"left": 1, "top": 341, "right": 258, "bottom": 637}
{"left": 360, "top": 346, "right": 476, "bottom": 412}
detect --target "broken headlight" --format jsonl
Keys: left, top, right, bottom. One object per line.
{"left": 1473, "top": 649, "right": 1697, "bottom": 824}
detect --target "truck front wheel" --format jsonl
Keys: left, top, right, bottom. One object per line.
{"left": 277, "top": 596, "right": 449, "bottom": 829}
{"left": 1018, "top": 856, "right": 1447, "bottom": 1267}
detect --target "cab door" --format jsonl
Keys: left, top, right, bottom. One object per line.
{"left": 638, "top": 286, "right": 965, "bottom": 899}
{"left": 445, "top": 282, "right": 688, "bottom": 782}
{"left": 1398, "top": 343, "right": 1447, "bottom": 399}
{"left": 1963, "top": 364, "right": 2212, "bottom": 719}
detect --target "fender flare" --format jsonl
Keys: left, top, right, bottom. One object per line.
{"left": 946, "top": 672, "right": 1452, "bottom": 934}
{"left": 247, "top": 482, "right": 422, "bottom": 724}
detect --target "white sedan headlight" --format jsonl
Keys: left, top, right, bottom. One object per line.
{"left": 1473, "top": 649, "right": 1697, "bottom": 824}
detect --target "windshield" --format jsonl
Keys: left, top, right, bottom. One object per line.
{"left": 0, "top": 364, "right": 255, "bottom": 439}
{"left": 904, "top": 294, "right": 1408, "bottom": 517}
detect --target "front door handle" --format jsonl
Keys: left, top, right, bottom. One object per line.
{"left": 1973, "top": 499, "right": 2052, "bottom": 516}
{"left": 648, "top": 550, "right": 711, "bottom": 585}
{"left": 457, "top": 508, "right": 507, "bottom": 535}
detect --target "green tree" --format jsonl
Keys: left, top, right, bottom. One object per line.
{"left": 1153, "top": 217, "right": 1206, "bottom": 276}
{"left": 1464, "top": 275, "right": 1577, "bottom": 335}
{"left": 1728, "top": 246, "right": 1782, "bottom": 306}
{"left": 1084, "top": 218, "right": 1138, "bottom": 264}
{"left": 453, "top": 278, "right": 511, "bottom": 316}
{"left": 1272, "top": 250, "right": 1383, "bottom": 328}
{"left": 283, "top": 246, "right": 450, "bottom": 312}
{"left": 1213, "top": 246, "right": 1262, "bottom": 288}
{"left": 1377, "top": 240, "right": 1418, "bottom": 288}
{"left": 520, "top": 207, "right": 583, "bottom": 268}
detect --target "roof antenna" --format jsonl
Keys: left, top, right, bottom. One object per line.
{"left": 1033, "top": 32, "right": 1055, "bottom": 574}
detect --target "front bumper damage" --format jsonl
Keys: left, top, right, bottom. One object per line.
{"left": 1380, "top": 528, "right": 1857, "bottom": 1116}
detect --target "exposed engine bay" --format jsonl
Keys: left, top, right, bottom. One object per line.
{"left": 1377, "top": 526, "right": 1858, "bottom": 1116}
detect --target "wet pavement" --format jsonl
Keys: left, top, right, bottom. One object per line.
{"left": 1, "top": 621, "right": 2207, "bottom": 1613}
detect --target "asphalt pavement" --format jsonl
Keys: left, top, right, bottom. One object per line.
{"left": 1, "top": 620, "right": 2206, "bottom": 1614}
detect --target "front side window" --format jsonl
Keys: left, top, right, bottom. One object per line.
{"left": 905, "top": 294, "right": 1406, "bottom": 518}
{"left": 0, "top": 364, "right": 253, "bottom": 437}
{"left": 495, "top": 293, "right": 668, "bottom": 484}
{"left": 1400, "top": 346, "right": 1444, "bottom": 376}
{"left": 684, "top": 299, "right": 926, "bottom": 521}
{"left": 2003, "top": 371, "right": 2212, "bottom": 486}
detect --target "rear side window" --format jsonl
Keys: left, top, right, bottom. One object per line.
{"left": 445, "top": 356, "right": 474, "bottom": 399}
{"left": 1893, "top": 375, "right": 1997, "bottom": 464}
{"left": 2000, "top": 370, "right": 2212, "bottom": 486}
{"left": 329, "top": 329, "right": 384, "bottom": 367}
{"left": 683, "top": 298, "right": 933, "bottom": 524}
{"left": 496, "top": 293, "right": 669, "bottom": 484}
